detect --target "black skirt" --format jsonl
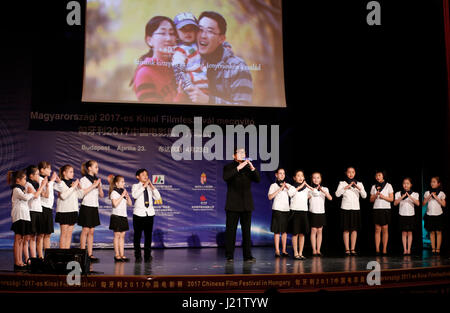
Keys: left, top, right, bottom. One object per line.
{"left": 78, "top": 205, "right": 100, "bottom": 228}
{"left": 11, "top": 220, "right": 32, "bottom": 236}
{"left": 109, "top": 214, "right": 129, "bottom": 232}
{"left": 55, "top": 212, "right": 78, "bottom": 225}
{"left": 424, "top": 214, "right": 444, "bottom": 231}
{"left": 309, "top": 213, "right": 326, "bottom": 228}
{"left": 41, "top": 207, "right": 54, "bottom": 234}
{"left": 373, "top": 209, "right": 391, "bottom": 226}
{"left": 340, "top": 210, "right": 361, "bottom": 231}
{"left": 399, "top": 215, "right": 416, "bottom": 231}
{"left": 288, "top": 211, "right": 309, "bottom": 235}
{"left": 270, "top": 211, "right": 289, "bottom": 233}
{"left": 30, "top": 211, "right": 44, "bottom": 234}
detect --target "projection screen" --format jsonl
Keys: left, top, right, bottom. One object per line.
{"left": 82, "top": 0, "right": 286, "bottom": 107}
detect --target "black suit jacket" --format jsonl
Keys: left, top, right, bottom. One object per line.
{"left": 223, "top": 160, "right": 260, "bottom": 212}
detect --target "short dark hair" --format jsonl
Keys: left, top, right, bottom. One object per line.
{"left": 431, "top": 176, "right": 441, "bottom": 184}
{"left": 136, "top": 168, "right": 148, "bottom": 177}
{"left": 7, "top": 170, "right": 26, "bottom": 186}
{"left": 234, "top": 147, "right": 245, "bottom": 154}
{"left": 293, "top": 169, "right": 304, "bottom": 177}
{"left": 403, "top": 177, "right": 413, "bottom": 185}
{"left": 38, "top": 161, "right": 51, "bottom": 170}
{"left": 375, "top": 169, "right": 387, "bottom": 180}
{"left": 26, "top": 165, "right": 38, "bottom": 178}
{"left": 198, "top": 11, "right": 227, "bottom": 35}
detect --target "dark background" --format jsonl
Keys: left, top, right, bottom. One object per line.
{"left": 1, "top": 0, "right": 448, "bottom": 256}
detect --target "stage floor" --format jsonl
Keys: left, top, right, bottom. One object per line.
{"left": 1, "top": 247, "right": 450, "bottom": 293}
{"left": 0, "top": 247, "right": 449, "bottom": 276}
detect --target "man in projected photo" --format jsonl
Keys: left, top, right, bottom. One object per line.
{"left": 185, "top": 11, "right": 253, "bottom": 105}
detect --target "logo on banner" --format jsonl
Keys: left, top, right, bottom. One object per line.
{"left": 193, "top": 171, "right": 214, "bottom": 191}
{"left": 200, "top": 173, "right": 207, "bottom": 185}
{"left": 192, "top": 193, "right": 214, "bottom": 211}
{"left": 152, "top": 175, "right": 165, "bottom": 184}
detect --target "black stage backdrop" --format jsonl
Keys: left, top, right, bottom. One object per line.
{"left": 0, "top": 0, "right": 448, "bottom": 255}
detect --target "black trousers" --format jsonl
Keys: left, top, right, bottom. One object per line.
{"left": 133, "top": 214, "right": 154, "bottom": 257}
{"left": 225, "top": 210, "right": 252, "bottom": 259}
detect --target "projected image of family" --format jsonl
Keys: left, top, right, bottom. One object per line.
{"left": 83, "top": 0, "right": 286, "bottom": 107}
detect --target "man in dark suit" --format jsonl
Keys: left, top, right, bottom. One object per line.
{"left": 223, "top": 148, "right": 260, "bottom": 262}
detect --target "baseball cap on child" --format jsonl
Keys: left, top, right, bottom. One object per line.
{"left": 174, "top": 12, "right": 198, "bottom": 29}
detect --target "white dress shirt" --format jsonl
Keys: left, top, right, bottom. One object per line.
{"left": 268, "top": 183, "right": 291, "bottom": 212}
{"left": 54, "top": 182, "right": 83, "bottom": 213}
{"left": 309, "top": 187, "right": 329, "bottom": 214}
{"left": 80, "top": 176, "right": 100, "bottom": 207}
{"left": 424, "top": 191, "right": 446, "bottom": 216}
{"left": 39, "top": 176, "right": 54, "bottom": 209}
{"left": 395, "top": 191, "right": 418, "bottom": 216}
{"left": 110, "top": 190, "right": 128, "bottom": 217}
{"left": 131, "top": 183, "right": 161, "bottom": 217}
{"left": 26, "top": 182, "right": 42, "bottom": 213}
{"left": 335, "top": 181, "right": 367, "bottom": 210}
{"left": 370, "top": 183, "right": 394, "bottom": 209}
{"left": 288, "top": 186, "right": 309, "bottom": 211}
{"left": 11, "top": 187, "right": 34, "bottom": 223}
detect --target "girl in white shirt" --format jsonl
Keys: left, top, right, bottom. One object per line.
{"left": 108, "top": 175, "right": 132, "bottom": 262}
{"left": 369, "top": 170, "right": 394, "bottom": 255}
{"left": 38, "top": 161, "right": 58, "bottom": 250}
{"left": 267, "top": 168, "right": 291, "bottom": 258}
{"left": 54, "top": 165, "right": 82, "bottom": 249}
{"left": 309, "top": 172, "right": 332, "bottom": 257}
{"left": 288, "top": 170, "right": 311, "bottom": 260}
{"left": 8, "top": 170, "right": 46, "bottom": 270}
{"left": 25, "top": 165, "right": 47, "bottom": 259}
{"left": 335, "top": 166, "right": 367, "bottom": 256}
{"left": 423, "top": 176, "right": 446, "bottom": 256}
{"left": 78, "top": 160, "right": 104, "bottom": 262}
{"left": 393, "top": 177, "right": 420, "bottom": 255}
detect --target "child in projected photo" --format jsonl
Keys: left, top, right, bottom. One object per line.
{"left": 172, "top": 12, "right": 208, "bottom": 101}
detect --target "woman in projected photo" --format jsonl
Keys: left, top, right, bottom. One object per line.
{"left": 130, "top": 16, "right": 183, "bottom": 103}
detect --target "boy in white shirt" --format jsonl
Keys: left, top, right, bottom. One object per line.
{"left": 132, "top": 169, "right": 161, "bottom": 262}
